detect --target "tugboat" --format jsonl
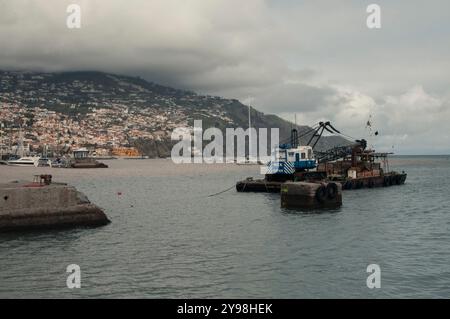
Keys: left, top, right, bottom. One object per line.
{"left": 70, "top": 148, "right": 108, "bottom": 168}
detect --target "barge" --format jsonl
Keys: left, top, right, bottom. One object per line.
{"left": 236, "top": 123, "right": 407, "bottom": 194}
{"left": 70, "top": 148, "right": 108, "bottom": 168}
{"left": 236, "top": 171, "right": 407, "bottom": 193}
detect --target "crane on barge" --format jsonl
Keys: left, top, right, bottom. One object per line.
{"left": 238, "top": 121, "right": 407, "bottom": 191}
{"left": 264, "top": 121, "right": 366, "bottom": 180}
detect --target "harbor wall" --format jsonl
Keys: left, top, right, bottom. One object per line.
{"left": 0, "top": 182, "right": 110, "bottom": 231}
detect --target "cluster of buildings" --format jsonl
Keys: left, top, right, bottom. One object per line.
{"left": 0, "top": 71, "right": 236, "bottom": 157}
{"left": 0, "top": 102, "right": 202, "bottom": 156}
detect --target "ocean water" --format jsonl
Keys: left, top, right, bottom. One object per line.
{"left": 0, "top": 156, "right": 449, "bottom": 298}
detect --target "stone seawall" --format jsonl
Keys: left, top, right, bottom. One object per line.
{"left": 0, "top": 181, "right": 110, "bottom": 231}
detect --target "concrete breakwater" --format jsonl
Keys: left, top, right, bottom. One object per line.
{"left": 0, "top": 179, "right": 110, "bottom": 231}
{"left": 281, "top": 182, "right": 342, "bottom": 209}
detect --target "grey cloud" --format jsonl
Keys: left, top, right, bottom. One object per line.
{"left": 0, "top": 0, "right": 449, "bottom": 153}
{"left": 254, "top": 83, "right": 337, "bottom": 114}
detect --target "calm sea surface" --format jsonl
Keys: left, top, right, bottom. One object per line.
{"left": 0, "top": 156, "right": 449, "bottom": 298}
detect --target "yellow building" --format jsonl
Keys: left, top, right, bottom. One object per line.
{"left": 112, "top": 147, "right": 141, "bottom": 157}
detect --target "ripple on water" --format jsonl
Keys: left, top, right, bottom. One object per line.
{"left": 0, "top": 157, "right": 449, "bottom": 298}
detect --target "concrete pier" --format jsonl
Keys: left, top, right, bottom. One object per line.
{"left": 0, "top": 180, "right": 110, "bottom": 231}
{"left": 281, "top": 182, "right": 342, "bottom": 210}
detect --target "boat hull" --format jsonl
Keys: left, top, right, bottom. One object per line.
{"left": 71, "top": 163, "right": 108, "bottom": 168}
{"left": 8, "top": 163, "right": 37, "bottom": 167}
{"left": 236, "top": 173, "right": 407, "bottom": 193}
{"left": 7, "top": 157, "right": 40, "bottom": 167}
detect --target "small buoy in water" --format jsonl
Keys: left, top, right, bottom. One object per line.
{"left": 117, "top": 191, "right": 122, "bottom": 196}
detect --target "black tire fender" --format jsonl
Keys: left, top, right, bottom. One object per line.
{"left": 326, "top": 183, "right": 338, "bottom": 199}
{"left": 316, "top": 185, "right": 327, "bottom": 202}
{"left": 343, "top": 181, "right": 351, "bottom": 190}
{"left": 347, "top": 180, "right": 354, "bottom": 190}
{"left": 388, "top": 176, "right": 394, "bottom": 186}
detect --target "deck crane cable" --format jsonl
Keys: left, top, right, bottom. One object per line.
{"left": 277, "top": 123, "right": 321, "bottom": 147}
{"left": 301, "top": 121, "right": 368, "bottom": 163}
{"left": 306, "top": 121, "right": 343, "bottom": 148}
{"left": 277, "top": 121, "right": 359, "bottom": 152}
{"left": 335, "top": 130, "right": 358, "bottom": 142}
{"left": 293, "top": 121, "right": 364, "bottom": 149}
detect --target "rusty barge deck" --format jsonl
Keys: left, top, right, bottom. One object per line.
{"left": 236, "top": 172, "right": 407, "bottom": 193}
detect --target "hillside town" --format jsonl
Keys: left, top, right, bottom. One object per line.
{"left": 0, "top": 71, "right": 235, "bottom": 157}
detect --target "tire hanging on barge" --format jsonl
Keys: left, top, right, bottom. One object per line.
{"left": 315, "top": 185, "right": 327, "bottom": 203}
{"left": 326, "top": 183, "right": 338, "bottom": 200}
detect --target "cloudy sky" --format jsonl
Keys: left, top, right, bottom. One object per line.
{"left": 1, "top": 0, "right": 449, "bottom": 154}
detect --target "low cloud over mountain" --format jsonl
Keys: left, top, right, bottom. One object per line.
{"left": 1, "top": 0, "right": 449, "bottom": 154}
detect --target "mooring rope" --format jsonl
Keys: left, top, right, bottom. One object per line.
{"left": 207, "top": 184, "right": 236, "bottom": 197}
{"left": 207, "top": 175, "right": 257, "bottom": 197}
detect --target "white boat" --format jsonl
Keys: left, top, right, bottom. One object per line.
{"left": 8, "top": 156, "right": 41, "bottom": 167}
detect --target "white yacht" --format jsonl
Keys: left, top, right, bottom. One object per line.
{"left": 8, "top": 156, "right": 41, "bottom": 167}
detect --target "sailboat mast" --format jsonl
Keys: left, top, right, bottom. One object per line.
{"left": 0, "top": 124, "right": 2, "bottom": 159}
{"left": 248, "top": 104, "right": 251, "bottom": 160}
{"left": 18, "top": 127, "right": 24, "bottom": 158}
